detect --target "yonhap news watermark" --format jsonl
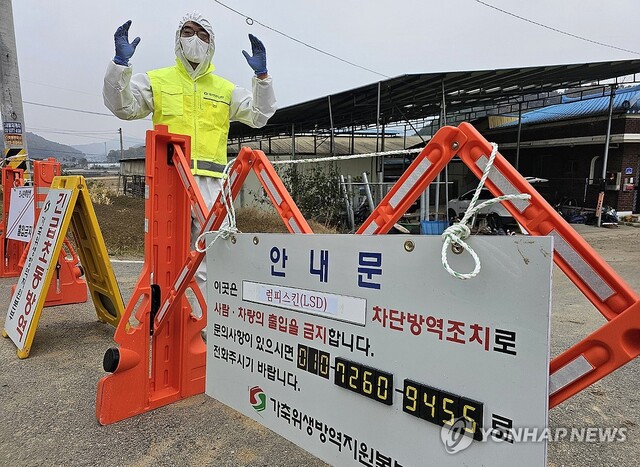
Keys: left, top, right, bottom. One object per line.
{"left": 440, "top": 417, "right": 628, "bottom": 454}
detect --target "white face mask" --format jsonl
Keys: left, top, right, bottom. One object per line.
{"left": 180, "top": 36, "right": 209, "bottom": 64}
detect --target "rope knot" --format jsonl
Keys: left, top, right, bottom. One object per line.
{"left": 195, "top": 158, "right": 239, "bottom": 253}
{"left": 440, "top": 142, "right": 498, "bottom": 280}
{"left": 438, "top": 142, "right": 531, "bottom": 280}
{"left": 442, "top": 223, "right": 470, "bottom": 242}
{"left": 218, "top": 225, "right": 239, "bottom": 240}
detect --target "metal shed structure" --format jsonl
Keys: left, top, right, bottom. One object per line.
{"left": 229, "top": 59, "right": 640, "bottom": 143}
{"left": 228, "top": 59, "right": 640, "bottom": 218}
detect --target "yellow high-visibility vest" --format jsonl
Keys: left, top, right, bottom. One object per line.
{"left": 148, "top": 60, "right": 234, "bottom": 178}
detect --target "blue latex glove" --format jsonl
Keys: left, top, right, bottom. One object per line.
{"left": 242, "top": 34, "right": 267, "bottom": 76}
{"left": 113, "top": 20, "right": 140, "bottom": 66}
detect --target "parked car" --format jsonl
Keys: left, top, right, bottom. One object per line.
{"left": 447, "top": 177, "right": 548, "bottom": 228}
{"left": 448, "top": 188, "right": 507, "bottom": 220}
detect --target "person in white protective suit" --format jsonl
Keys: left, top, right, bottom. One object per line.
{"left": 103, "top": 11, "right": 277, "bottom": 318}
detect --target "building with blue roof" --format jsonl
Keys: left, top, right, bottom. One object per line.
{"left": 501, "top": 85, "right": 640, "bottom": 127}
{"left": 482, "top": 85, "right": 640, "bottom": 215}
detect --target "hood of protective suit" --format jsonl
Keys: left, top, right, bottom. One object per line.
{"left": 175, "top": 11, "right": 216, "bottom": 79}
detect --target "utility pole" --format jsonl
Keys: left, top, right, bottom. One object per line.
{"left": 0, "top": 0, "right": 28, "bottom": 168}
{"left": 118, "top": 127, "right": 123, "bottom": 161}
{"left": 597, "top": 85, "right": 616, "bottom": 227}
{"left": 117, "top": 129, "right": 123, "bottom": 195}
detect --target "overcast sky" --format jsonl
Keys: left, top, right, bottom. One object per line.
{"left": 8, "top": 0, "right": 640, "bottom": 149}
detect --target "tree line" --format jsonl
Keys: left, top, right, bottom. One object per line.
{"left": 107, "top": 145, "right": 146, "bottom": 162}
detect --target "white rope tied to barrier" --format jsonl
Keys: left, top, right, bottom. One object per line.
{"left": 440, "top": 143, "right": 531, "bottom": 280}
{"left": 271, "top": 148, "right": 422, "bottom": 165}
{"left": 195, "top": 158, "right": 240, "bottom": 253}
{"left": 191, "top": 146, "right": 424, "bottom": 251}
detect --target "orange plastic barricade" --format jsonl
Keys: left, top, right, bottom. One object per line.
{"left": 8, "top": 159, "right": 88, "bottom": 306}
{"left": 4, "top": 174, "right": 123, "bottom": 358}
{"left": 32, "top": 158, "right": 60, "bottom": 206}
{"left": 39, "top": 238, "right": 87, "bottom": 306}
{"left": 0, "top": 166, "right": 27, "bottom": 277}
{"left": 96, "top": 125, "right": 311, "bottom": 425}
{"left": 358, "top": 122, "right": 640, "bottom": 409}
{"left": 33, "top": 159, "right": 87, "bottom": 306}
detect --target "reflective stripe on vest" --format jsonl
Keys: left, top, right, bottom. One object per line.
{"left": 190, "top": 159, "right": 227, "bottom": 174}
{"left": 147, "top": 61, "right": 234, "bottom": 178}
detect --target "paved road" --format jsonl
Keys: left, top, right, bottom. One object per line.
{"left": 0, "top": 224, "right": 638, "bottom": 466}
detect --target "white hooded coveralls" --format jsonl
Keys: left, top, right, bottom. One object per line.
{"left": 103, "top": 12, "right": 277, "bottom": 307}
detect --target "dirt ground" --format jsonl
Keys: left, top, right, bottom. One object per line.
{"left": 546, "top": 224, "right": 640, "bottom": 467}
{"left": 87, "top": 196, "right": 334, "bottom": 258}
{"left": 0, "top": 224, "right": 639, "bottom": 466}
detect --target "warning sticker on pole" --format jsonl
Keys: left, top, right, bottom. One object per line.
{"left": 6, "top": 186, "right": 34, "bottom": 242}
{"left": 3, "top": 121, "right": 23, "bottom": 147}
{"left": 4, "top": 189, "right": 72, "bottom": 351}
{"left": 205, "top": 233, "right": 553, "bottom": 466}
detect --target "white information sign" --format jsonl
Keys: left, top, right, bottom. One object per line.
{"left": 4, "top": 189, "right": 72, "bottom": 350}
{"left": 205, "top": 233, "right": 553, "bottom": 466}
{"left": 6, "top": 186, "right": 34, "bottom": 242}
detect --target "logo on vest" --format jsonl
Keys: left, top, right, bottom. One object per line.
{"left": 203, "top": 91, "right": 225, "bottom": 100}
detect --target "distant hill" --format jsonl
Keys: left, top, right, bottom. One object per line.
{"left": 9, "top": 132, "right": 145, "bottom": 168}
{"left": 73, "top": 136, "right": 144, "bottom": 162}
{"left": 25, "top": 132, "right": 87, "bottom": 167}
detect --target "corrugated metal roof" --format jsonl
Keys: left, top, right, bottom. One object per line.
{"left": 227, "top": 135, "right": 425, "bottom": 156}
{"left": 229, "top": 59, "right": 640, "bottom": 140}
{"left": 499, "top": 85, "right": 640, "bottom": 127}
